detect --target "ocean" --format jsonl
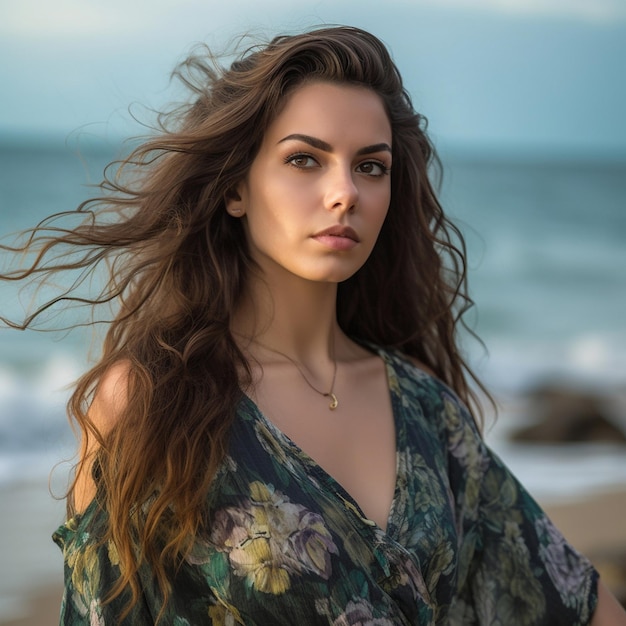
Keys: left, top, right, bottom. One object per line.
{"left": 1, "top": 137, "right": 626, "bottom": 499}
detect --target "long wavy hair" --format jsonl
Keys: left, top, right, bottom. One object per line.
{"left": 1, "top": 25, "right": 490, "bottom": 616}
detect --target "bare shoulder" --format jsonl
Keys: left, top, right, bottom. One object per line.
{"left": 90, "top": 360, "right": 132, "bottom": 428}
{"left": 72, "top": 360, "right": 132, "bottom": 513}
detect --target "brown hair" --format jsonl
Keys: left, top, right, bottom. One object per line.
{"left": 1, "top": 25, "right": 489, "bottom": 616}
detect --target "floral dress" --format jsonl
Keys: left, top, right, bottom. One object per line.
{"left": 53, "top": 346, "right": 599, "bottom": 624}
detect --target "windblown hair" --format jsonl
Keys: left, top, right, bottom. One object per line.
{"left": 1, "top": 26, "right": 490, "bottom": 616}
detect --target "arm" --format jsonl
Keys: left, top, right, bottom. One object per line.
{"left": 591, "top": 580, "right": 626, "bottom": 625}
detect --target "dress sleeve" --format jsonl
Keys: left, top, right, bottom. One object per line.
{"left": 53, "top": 509, "right": 158, "bottom": 625}
{"left": 442, "top": 390, "right": 599, "bottom": 625}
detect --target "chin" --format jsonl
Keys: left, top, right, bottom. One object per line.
{"left": 309, "top": 268, "right": 363, "bottom": 284}
{"left": 303, "top": 255, "right": 370, "bottom": 284}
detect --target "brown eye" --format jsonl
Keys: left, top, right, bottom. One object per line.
{"left": 285, "top": 154, "right": 319, "bottom": 169}
{"left": 356, "top": 161, "right": 389, "bottom": 177}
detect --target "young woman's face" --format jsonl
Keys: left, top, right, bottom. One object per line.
{"left": 228, "top": 81, "right": 392, "bottom": 285}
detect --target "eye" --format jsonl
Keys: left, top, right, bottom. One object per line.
{"left": 284, "top": 153, "right": 319, "bottom": 169}
{"left": 356, "top": 160, "right": 390, "bottom": 177}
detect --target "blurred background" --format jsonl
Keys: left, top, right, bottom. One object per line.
{"left": 1, "top": 0, "right": 625, "bottom": 622}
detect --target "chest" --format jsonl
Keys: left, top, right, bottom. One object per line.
{"left": 249, "top": 356, "right": 397, "bottom": 530}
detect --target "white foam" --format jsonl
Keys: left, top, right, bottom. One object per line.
{"left": 0, "top": 351, "right": 79, "bottom": 486}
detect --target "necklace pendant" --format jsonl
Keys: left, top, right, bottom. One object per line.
{"left": 328, "top": 392, "right": 338, "bottom": 410}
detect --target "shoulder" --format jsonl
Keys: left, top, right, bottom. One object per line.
{"left": 378, "top": 345, "right": 480, "bottom": 430}
{"left": 90, "top": 360, "right": 132, "bottom": 427}
{"left": 373, "top": 343, "right": 439, "bottom": 383}
{"left": 72, "top": 360, "right": 132, "bottom": 513}
{"left": 403, "top": 355, "right": 438, "bottom": 379}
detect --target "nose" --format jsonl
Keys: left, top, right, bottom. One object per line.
{"left": 324, "top": 166, "right": 358, "bottom": 213}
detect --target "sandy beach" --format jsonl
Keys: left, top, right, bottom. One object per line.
{"left": 0, "top": 480, "right": 65, "bottom": 626}
{"left": 1, "top": 479, "right": 624, "bottom": 626}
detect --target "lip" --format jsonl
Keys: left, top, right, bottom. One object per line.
{"left": 311, "top": 225, "right": 360, "bottom": 251}
{"left": 311, "top": 225, "right": 360, "bottom": 242}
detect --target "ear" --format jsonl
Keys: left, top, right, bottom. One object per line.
{"left": 225, "top": 183, "right": 246, "bottom": 217}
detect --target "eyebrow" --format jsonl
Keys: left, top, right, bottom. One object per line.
{"left": 277, "top": 133, "right": 392, "bottom": 156}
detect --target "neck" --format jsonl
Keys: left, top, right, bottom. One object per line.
{"left": 232, "top": 269, "right": 339, "bottom": 362}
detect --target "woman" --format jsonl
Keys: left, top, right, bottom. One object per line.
{"left": 3, "top": 26, "right": 624, "bottom": 625}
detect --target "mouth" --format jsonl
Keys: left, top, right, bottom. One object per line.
{"left": 311, "top": 225, "right": 360, "bottom": 251}
{"left": 311, "top": 225, "right": 360, "bottom": 242}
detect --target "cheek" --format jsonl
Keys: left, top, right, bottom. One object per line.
{"left": 372, "top": 189, "right": 391, "bottom": 227}
{"left": 242, "top": 202, "right": 294, "bottom": 255}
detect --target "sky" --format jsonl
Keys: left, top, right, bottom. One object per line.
{"left": 1, "top": 0, "right": 625, "bottom": 154}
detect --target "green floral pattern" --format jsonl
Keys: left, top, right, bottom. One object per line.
{"left": 54, "top": 346, "right": 598, "bottom": 624}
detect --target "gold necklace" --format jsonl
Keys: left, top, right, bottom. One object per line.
{"left": 251, "top": 338, "right": 338, "bottom": 410}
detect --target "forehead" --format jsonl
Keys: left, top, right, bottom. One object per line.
{"left": 263, "top": 81, "right": 392, "bottom": 145}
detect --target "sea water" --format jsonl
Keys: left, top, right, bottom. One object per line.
{"left": 1, "top": 137, "right": 626, "bottom": 499}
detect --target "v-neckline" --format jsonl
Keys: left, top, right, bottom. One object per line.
{"left": 240, "top": 345, "right": 404, "bottom": 536}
